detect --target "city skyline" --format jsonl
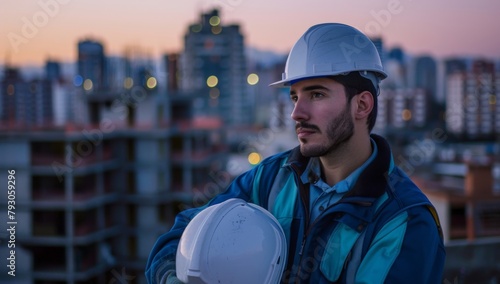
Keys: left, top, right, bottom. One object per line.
{"left": 2, "top": 0, "right": 500, "bottom": 66}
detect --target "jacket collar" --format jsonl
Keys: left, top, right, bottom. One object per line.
{"left": 285, "top": 134, "right": 392, "bottom": 199}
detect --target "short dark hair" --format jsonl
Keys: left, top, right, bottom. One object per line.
{"left": 330, "top": 73, "right": 378, "bottom": 132}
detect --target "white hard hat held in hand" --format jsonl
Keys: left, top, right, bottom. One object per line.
{"left": 176, "top": 198, "right": 287, "bottom": 284}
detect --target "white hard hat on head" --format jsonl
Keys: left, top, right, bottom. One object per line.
{"left": 270, "top": 23, "right": 387, "bottom": 89}
{"left": 176, "top": 198, "right": 287, "bottom": 284}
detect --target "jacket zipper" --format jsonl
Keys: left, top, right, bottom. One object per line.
{"left": 288, "top": 162, "right": 375, "bottom": 282}
{"left": 296, "top": 192, "right": 374, "bottom": 280}
{"left": 288, "top": 163, "right": 309, "bottom": 283}
{"left": 295, "top": 200, "right": 373, "bottom": 283}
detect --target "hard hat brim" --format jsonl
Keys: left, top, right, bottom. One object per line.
{"left": 269, "top": 70, "right": 387, "bottom": 88}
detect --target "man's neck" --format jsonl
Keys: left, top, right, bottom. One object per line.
{"left": 319, "top": 133, "right": 372, "bottom": 186}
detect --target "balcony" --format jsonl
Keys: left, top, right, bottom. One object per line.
{"left": 33, "top": 246, "right": 66, "bottom": 275}
{"left": 74, "top": 210, "right": 98, "bottom": 236}
{"left": 32, "top": 175, "right": 64, "bottom": 200}
{"left": 32, "top": 153, "right": 66, "bottom": 166}
{"left": 31, "top": 172, "right": 119, "bottom": 209}
{"left": 31, "top": 245, "right": 111, "bottom": 282}
{"left": 170, "top": 145, "right": 228, "bottom": 165}
{"left": 31, "top": 142, "right": 116, "bottom": 167}
{"left": 33, "top": 210, "right": 65, "bottom": 237}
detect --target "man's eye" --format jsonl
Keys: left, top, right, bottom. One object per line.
{"left": 290, "top": 96, "right": 298, "bottom": 102}
{"left": 312, "top": 92, "right": 324, "bottom": 98}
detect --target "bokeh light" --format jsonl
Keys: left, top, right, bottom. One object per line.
{"left": 248, "top": 152, "right": 262, "bottom": 165}
{"left": 247, "top": 73, "right": 259, "bottom": 85}
{"left": 209, "top": 88, "right": 220, "bottom": 99}
{"left": 191, "top": 24, "right": 202, "bottom": 33}
{"left": 7, "top": 84, "right": 16, "bottom": 96}
{"left": 209, "top": 16, "right": 220, "bottom": 26}
{"left": 146, "top": 77, "right": 157, "bottom": 89}
{"left": 206, "top": 75, "right": 218, "bottom": 87}
{"left": 7, "top": 85, "right": 15, "bottom": 95}
{"left": 83, "top": 79, "right": 93, "bottom": 91}
{"left": 73, "top": 75, "right": 83, "bottom": 87}
{"left": 124, "top": 77, "right": 133, "bottom": 89}
{"left": 402, "top": 109, "right": 412, "bottom": 121}
{"left": 211, "top": 26, "right": 222, "bottom": 35}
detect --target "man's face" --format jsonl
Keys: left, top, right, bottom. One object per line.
{"left": 290, "top": 77, "right": 354, "bottom": 157}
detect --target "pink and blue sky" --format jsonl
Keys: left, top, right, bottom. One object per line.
{"left": 1, "top": 0, "right": 500, "bottom": 66}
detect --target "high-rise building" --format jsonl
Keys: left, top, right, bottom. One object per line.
{"left": 163, "top": 53, "right": 180, "bottom": 92}
{"left": 51, "top": 79, "right": 83, "bottom": 127}
{"left": 106, "top": 56, "right": 128, "bottom": 91}
{"left": 180, "top": 9, "right": 251, "bottom": 126}
{"left": 1, "top": 67, "right": 24, "bottom": 126}
{"left": 414, "top": 56, "right": 437, "bottom": 100}
{"left": 387, "top": 47, "right": 405, "bottom": 65}
{"left": 440, "top": 57, "right": 468, "bottom": 105}
{"left": 370, "top": 37, "right": 385, "bottom": 66}
{"left": 77, "top": 39, "right": 107, "bottom": 92}
{"left": 376, "top": 88, "right": 430, "bottom": 131}
{"left": 0, "top": 66, "right": 53, "bottom": 128}
{"left": 446, "top": 59, "right": 499, "bottom": 139}
{"left": 444, "top": 58, "right": 468, "bottom": 75}
{"left": 45, "top": 60, "right": 61, "bottom": 81}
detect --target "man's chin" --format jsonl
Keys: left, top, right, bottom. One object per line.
{"left": 299, "top": 144, "right": 324, "bottom": 157}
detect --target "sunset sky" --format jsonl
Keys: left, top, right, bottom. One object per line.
{"left": 1, "top": 0, "right": 500, "bottom": 66}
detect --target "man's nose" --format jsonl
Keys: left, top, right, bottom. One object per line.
{"left": 291, "top": 98, "right": 310, "bottom": 121}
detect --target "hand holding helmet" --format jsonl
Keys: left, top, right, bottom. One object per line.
{"left": 175, "top": 198, "right": 287, "bottom": 284}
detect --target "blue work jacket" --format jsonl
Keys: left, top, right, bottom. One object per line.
{"left": 146, "top": 134, "right": 445, "bottom": 283}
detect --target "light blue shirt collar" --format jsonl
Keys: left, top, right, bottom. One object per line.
{"left": 300, "top": 138, "right": 379, "bottom": 194}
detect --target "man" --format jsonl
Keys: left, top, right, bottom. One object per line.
{"left": 146, "top": 23, "right": 445, "bottom": 283}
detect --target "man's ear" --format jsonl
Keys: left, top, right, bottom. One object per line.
{"left": 353, "top": 91, "right": 374, "bottom": 120}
